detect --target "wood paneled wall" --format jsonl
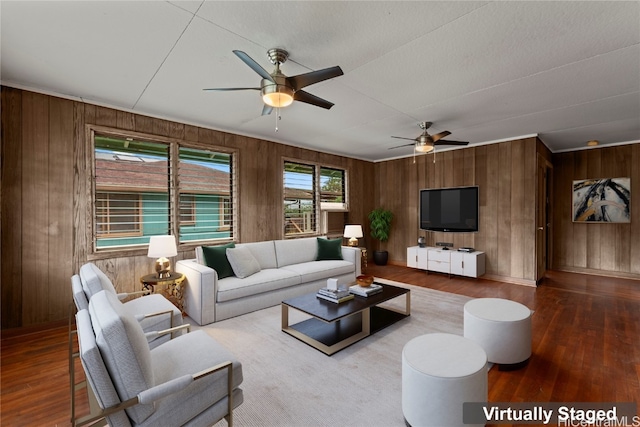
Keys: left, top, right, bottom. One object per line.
{"left": 4, "top": 85, "right": 636, "bottom": 329}
{"left": 552, "top": 144, "right": 640, "bottom": 278}
{"left": 374, "top": 137, "right": 541, "bottom": 285}
{"left": 1, "top": 87, "right": 374, "bottom": 329}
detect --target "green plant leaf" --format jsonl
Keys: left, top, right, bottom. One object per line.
{"left": 368, "top": 208, "right": 393, "bottom": 242}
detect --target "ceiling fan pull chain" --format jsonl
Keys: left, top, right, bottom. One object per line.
{"left": 433, "top": 149, "right": 436, "bottom": 164}
{"left": 275, "top": 107, "right": 279, "bottom": 132}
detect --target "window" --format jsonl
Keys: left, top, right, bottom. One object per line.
{"left": 320, "top": 166, "right": 347, "bottom": 211}
{"left": 178, "top": 147, "right": 234, "bottom": 242}
{"left": 284, "top": 161, "right": 316, "bottom": 237}
{"left": 93, "top": 134, "right": 170, "bottom": 250}
{"left": 283, "top": 161, "right": 348, "bottom": 237}
{"left": 91, "top": 128, "right": 235, "bottom": 252}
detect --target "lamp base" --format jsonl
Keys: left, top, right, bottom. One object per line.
{"left": 154, "top": 257, "right": 171, "bottom": 279}
{"left": 348, "top": 237, "right": 359, "bottom": 247}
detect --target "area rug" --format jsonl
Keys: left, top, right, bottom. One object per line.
{"left": 195, "top": 278, "right": 472, "bottom": 427}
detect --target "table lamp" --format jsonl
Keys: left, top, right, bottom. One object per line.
{"left": 343, "top": 225, "right": 363, "bottom": 247}
{"left": 147, "top": 235, "right": 178, "bottom": 278}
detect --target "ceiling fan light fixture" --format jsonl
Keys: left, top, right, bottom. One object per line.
{"left": 262, "top": 84, "right": 294, "bottom": 108}
{"left": 415, "top": 143, "right": 434, "bottom": 153}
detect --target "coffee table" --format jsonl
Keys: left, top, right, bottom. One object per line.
{"left": 281, "top": 282, "right": 411, "bottom": 355}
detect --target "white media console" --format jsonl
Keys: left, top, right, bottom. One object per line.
{"left": 407, "top": 246, "right": 486, "bottom": 278}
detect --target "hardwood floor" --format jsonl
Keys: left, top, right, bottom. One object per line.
{"left": 2, "top": 267, "right": 639, "bottom": 426}
{"left": 367, "top": 265, "right": 640, "bottom": 405}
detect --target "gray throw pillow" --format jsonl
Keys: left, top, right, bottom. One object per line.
{"left": 226, "top": 246, "right": 261, "bottom": 279}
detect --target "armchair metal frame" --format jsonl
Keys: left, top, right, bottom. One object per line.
{"left": 73, "top": 360, "right": 233, "bottom": 427}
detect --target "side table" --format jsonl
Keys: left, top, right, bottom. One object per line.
{"left": 140, "top": 272, "right": 186, "bottom": 315}
{"left": 360, "top": 247, "right": 368, "bottom": 271}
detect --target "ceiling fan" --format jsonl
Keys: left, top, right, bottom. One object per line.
{"left": 204, "top": 48, "right": 343, "bottom": 116}
{"left": 389, "top": 122, "right": 469, "bottom": 153}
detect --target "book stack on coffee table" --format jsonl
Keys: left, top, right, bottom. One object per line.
{"left": 349, "top": 283, "right": 383, "bottom": 297}
{"left": 316, "top": 287, "right": 355, "bottom": 303}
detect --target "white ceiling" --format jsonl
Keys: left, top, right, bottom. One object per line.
{"left": 2, "top": 1, "right": 639, "bottom": 162}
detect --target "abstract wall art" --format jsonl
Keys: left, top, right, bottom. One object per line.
{"left": 572, "top": 178, "right": 631, "bottom": 223}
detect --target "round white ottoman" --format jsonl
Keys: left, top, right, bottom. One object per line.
{"left": 402, "top": 333, "right": 487, "bottom": 427}
{"left": 463, "top": 298, "right": 532, "bottom": 368}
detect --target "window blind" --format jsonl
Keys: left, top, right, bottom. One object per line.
{"left": 92, "top": 131, "right": 237, "bottom": 251}
{"left": 284, "top": 161, "right": 316, "bottom": 236}
{"left": 178, "top": 147, "right": 234, "bottom": 244}
{"left": 94, "top": 135, "right": 170, "bottom": 250}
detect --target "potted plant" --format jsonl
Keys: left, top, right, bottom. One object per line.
{"left": 368, "top": 208, "right": 393, "bottom": 265}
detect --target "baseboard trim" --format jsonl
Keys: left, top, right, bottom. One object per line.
{"left": 553, "top": 266, "right": 640, "bottom": 282}
{"left": 1, "top": 318, "right": 69, "bottom": 340}
{"left": 481, "top": 274, "right": 537, "bottom": 287}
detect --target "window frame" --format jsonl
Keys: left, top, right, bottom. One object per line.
{"left": 319, "top": 165, "right": 348, "bottom": 212}
{"left": 282, "top": 158, "right": 348, "bottom": 239}
{"left": 87, "top": 125, "right": 238, "bottom": 257}
{"left": 283, "top": 160, "right": 317, "bottom": 238}
{"left": 177, "top": 145, "right": 236, "bottom": 245}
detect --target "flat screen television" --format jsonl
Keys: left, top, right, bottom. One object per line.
{"left": 419, "top": 186, "right": 479, "bottom": 232}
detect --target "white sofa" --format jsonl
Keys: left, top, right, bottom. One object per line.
{"left": 176, "top": 237, "right": 361, "bottom": 325}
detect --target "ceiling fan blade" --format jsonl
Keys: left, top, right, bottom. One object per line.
{"left": 233, "top": 50, "right": 275, "bottom": 83}
{"left": 294, "top": 90, "right": 335, "bottom": 109}
{"left": 434, "top": 140, "right": 469, "bottom": 146}
{"left": 391, "top": 136, "right": 418, "bottom": 141}
{"left": 261, "top": 104, "right": 273, "bottom": 116}
{"left": 202, "top": 87, "right": 260, "bottom": 91}
{"left": 388, "top": 142, "right": 417, "bottom": 150}
{"left": 288, "top": 66, "right": 344, "bottom": 90}
{"left": 431, "top": 130, "right": 451, "bottom": 143}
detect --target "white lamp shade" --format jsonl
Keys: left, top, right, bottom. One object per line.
{"left": 147, "top": 235, "right": 177, "bottom": 258}
{"left": 343, "top": 225, "right": 363, "bottom": 238}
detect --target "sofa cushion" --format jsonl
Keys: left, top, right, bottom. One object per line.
{"left": 274, "top": 237, "right": 318, "bottom": 267}
{"left": 316, "top": 237, "right": 344, "bottom": 261}
{"left": 226, "top": 246, "right": 261, "bottom": 279}
{"left": 202, "top": 243, "right": 235, "bottom": 279}
{"left": 195, "top": 246, "right": 205, "bottom": 265}
{"left": 216, "top": 269, "right": 301, "bottom": 302}
{"left": 280, "top": 260, "right": 355, "bottom": 284}
{"left": 237, "top": 241, "right": 277, "bottom": 269}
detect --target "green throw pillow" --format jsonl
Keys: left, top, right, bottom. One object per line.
{"left": 202, "top": 243, "right": 236, "bottom": 279}
{"left": 316, "top": 238, "right": 343, "bottom": 261}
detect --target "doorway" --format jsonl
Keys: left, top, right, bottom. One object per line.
{"left": 536, "top": 154, "right": 553, "bottom": 283}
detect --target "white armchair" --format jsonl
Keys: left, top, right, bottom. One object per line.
{"left": 70, "top": 272, "right": 190, "bottom": 424}
{"left": 78, "top": 263, "right": 183, "bottom": 348}
{"left": 74, "top": 290, "right": 243, "bottom": 426}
